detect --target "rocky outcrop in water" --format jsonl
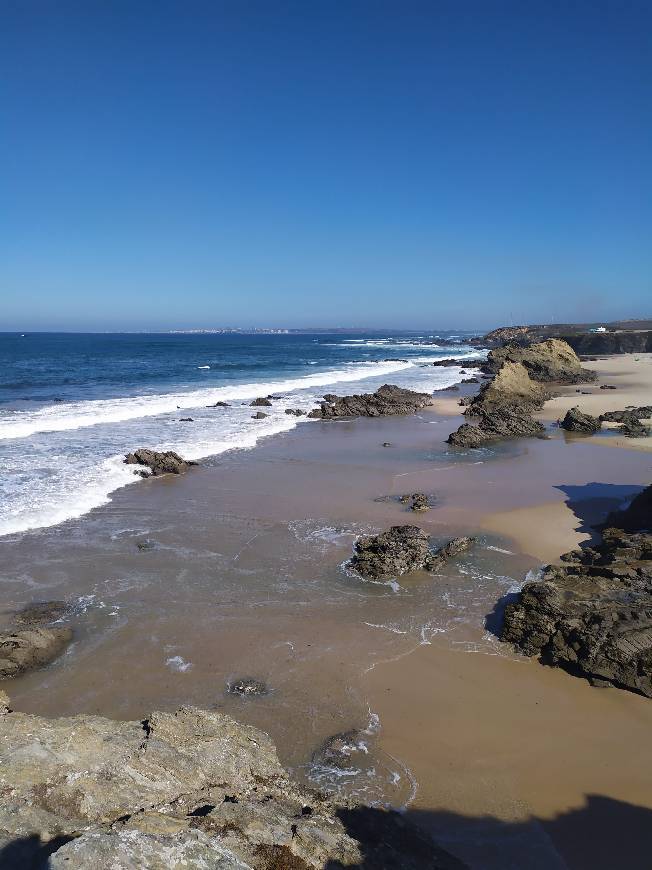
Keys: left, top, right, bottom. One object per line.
{"left": 600, "top": 407, "right": 652, "bottom": 438}
{"left": 446, "top": 362, "right": 548, "bottom": 447}
{"left": 447, "top": 407, "right": 546, "bottom": 447}
{"left": 285, "top": 408, "right": 306, "bottom": 416}
{"left": 560, "top": 407, "right": 602, "bottom": 433}
{"left": 308, "top": 384, "right": 433, "bottom": 419}
{"left": 251, "top": 411, "right": 268, "bottom": 419}
{"left": 430, "top": 358, "right": 485, "bottom": 368}
{"left": 250, "top": 397, "right": 273, "bottom": 407}
{"left": 501, "top": 518, "right": 652, "bottom": 696}
{"left": 124, "top": 449, "right": 196, "bottom": 476}
{"left": 0, "top": 705, "right": 460, "bottom": 869}
{"left": 350, "top": 526, "right": 474, "bottom": 579}
{"left": 481, "top": 339, "right": 595, "bottom": 384}
{"left": 0, "top": 601, "right": 72, "bottom": 680}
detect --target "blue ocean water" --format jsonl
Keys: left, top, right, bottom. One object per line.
{"left": 0, "top": 331, "right": 482, "bottom": 536}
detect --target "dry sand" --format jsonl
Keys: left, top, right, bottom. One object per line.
{"left": 362, "top": 352, "right": 652, "bottom": 868}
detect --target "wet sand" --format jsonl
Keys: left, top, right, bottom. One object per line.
{"left": 1, "top": 356, "right": 651, "bottom": 867}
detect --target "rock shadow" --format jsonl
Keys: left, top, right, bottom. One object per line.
{"left": 554, "top": 482, "right": 644, "bottom": 540}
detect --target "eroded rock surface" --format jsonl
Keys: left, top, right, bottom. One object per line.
{"left": 0, "top": 705, "right": 461, "bottom": 869}
{"left": 0, "top": 600, "right": 72, "bottom": 680}
{"left": 308, "top": 384, "right": 432, "bottom": 419}
{"left": 447, "top": 406, "right": 545, "bottom": 448}
{"left": 482, "top": 339, "right": 596, "bottom": 384}
{"left": 350, "top": 526, "right": 474, "bottom": 579}
{"left": 124, "top": 449, "right": 196, "bottom": 476}
{"left": 560, "top": 407, "right": 602, "bottom": 433}
{"left": 501, "top": 526, "right": 652, "bottom": 696}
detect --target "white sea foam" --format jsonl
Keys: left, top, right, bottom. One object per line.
{"left": 0, "top": 360, "right": 416, "bottom": 441}
{"left": 0, "top": 353, "right": 474, "bottom": 537}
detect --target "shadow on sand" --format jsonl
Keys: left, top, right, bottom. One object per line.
{"left": 324, "top": 794, "right": 652, "bottom": 869}
{"left": 554, "top": 482, "right": 644, "bottom": 541}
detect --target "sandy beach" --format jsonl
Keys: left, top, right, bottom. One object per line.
{"left": 1, "top": 352, "right": 651, "bottom": 868}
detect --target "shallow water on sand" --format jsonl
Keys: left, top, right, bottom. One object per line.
{"left": 1, "top": 408, "right": 648, "bottom": 810}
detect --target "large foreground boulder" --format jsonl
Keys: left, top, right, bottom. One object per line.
{"left": 560, "top": 407, "right": 602, "bottom": 433}
{"left": 308, "top": 384, "right": 433, "bottom": 419}
{"left": 0, "top": 705, "right": 461, "bottom": 870}
{"left": 124, "top": 449, "right": 196, "bottom": 476}
{"left": 482, "top": 339, "right": 596, "bottom": 384}
{"left": 350, "top": 526, "right": 474, "bottom": 579}
{"left": 501, "top": 527, "right": 652, "bottom": 696}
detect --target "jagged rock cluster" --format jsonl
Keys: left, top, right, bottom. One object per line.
{"left": 350, "top": 525, "right": 474, "bottom": 579}
{"left": 501, "top": 486, "right": 652, "bottom": 696}
{"left": 447, "top": 339, "right": 595, "bottom": 448}
{"left": 600, "top": 406, "right": 652, "bottom": 438}
{"left": 124, "top": 448, "right": 196, "bottom": 476}
{"left": 0, "top": 705, "right": 461, "bottom": 869}
{"left": 308, "top": 384, "right": 433, "bottom": 419}
{"left": 560, "top": 407, "right": 602, "bottom": 433}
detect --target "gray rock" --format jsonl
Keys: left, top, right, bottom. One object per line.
{"left": 0, "top": 705, "right": 460, "bottom": 869}
{"left": 250, "top": 397, "right": 272, "bottom": 407}
{"left": 350, "top": 526, "right": 475, "bottom": 579}
{"left": 560, "top": 407, "right": 602, "bottom": 433}
{"left": 308, "top": 384, "right": 433, "bottom": 419}
{"left": 251, "top": 411, "right": 268, "bottom": 419}
{"left": 284, "top": 408, "right": 306, "bottom": 416}
{"left": 227, "top": 677, "right": 267, "bottom": 697}
{"left": 124, "top": 449, "right": 196, "bottom": 476}
{"left": 447, "top": 406, "right": 545, "bottom": 447}
{"left": 50, "top": 829, "right": 249, "bottom": 869}
{"left": 501, "top": 528, "right": 652, "bottom": 696}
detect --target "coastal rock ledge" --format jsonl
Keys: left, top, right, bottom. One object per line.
{"left": 501, "top": 520, "right": 652, "bottom": 696}
{"left": 124, "top": 448, "right": 196, "bottom": 476}
{"left": 308, "top": 384, "right": 433, "bottom": 419}
{"left": 350, "top": 525, "right": 475, "bottom": 579}
{"left": 0, "top": 705, "right": 462, "bottom": 870}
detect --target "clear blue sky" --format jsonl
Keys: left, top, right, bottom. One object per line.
{"left": 1, "top": 0, "right": 650, "bottom": 331}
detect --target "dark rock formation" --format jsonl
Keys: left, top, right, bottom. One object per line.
{"left": 620, "top": 419, "right": 650, "bottom": 438}
{"left": 178, "top": 417, "right": 194, "bottom": 422}
{"left": 563, "top": 331, "right": 652, "bottom": 355}
{"left": 308, "top": 384, "right": 433, "bottom": 419}
{"left": 251, "top": 397, "right": 273, "bottom": 407}
{"left": 560, "top": 407, "right": 602, "bottom": 433}
{"left": 600, "top": 384, "right": 617, "bottom": 390}
{"left": 599, "top": 407, "right": 652, "bottom": 437}
{"left": 399, "top": 493, "right": 431, "bottom": 511}
{"left": 501, "top": 527, "right": 652, "bottom": 696}
{"left": 482, "top": 339, "right": 596, "bottom": 384}
{"left": 430, "top": 357, "right": 484, "bottom": 368}
{"left": 350, "top": 526, "right": 474, "bottom": 579}
{"left": 600, "top": 406, "right": 652, "bottom": 423}
{"left": 461, "top": 377, "right": 479, "bottom": 384}
{"left": 427, "top": 536, "right": 475, "bottom": 571}
{"left": 482, "top": 325, "right": 534, "bottom": 344}
{"left": 227, "top": 677, "right": 268, "bottom": 697}
{"left": 207, "top": 401, "right": 230, "bottom": 407}
{"left": 251, "top": 411, "right": 268, "bottom": 419}
{"left": 285, "top": 408, "right": 306, "bottom": 416}
{"left": 448, "top": 404, "right": 546, "bottom": 448}
{"left": 13, "top": 601, "right": 70, "bottom": 626}
{"left": 124, "top": 449, "right": 195, "bottom": 476}
{"left": 0, "top": 705, "right": 459, "bottom": 869}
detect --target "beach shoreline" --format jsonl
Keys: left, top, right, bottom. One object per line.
{"left": 1, "top": 352, "right": 651, "bottom": 868}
